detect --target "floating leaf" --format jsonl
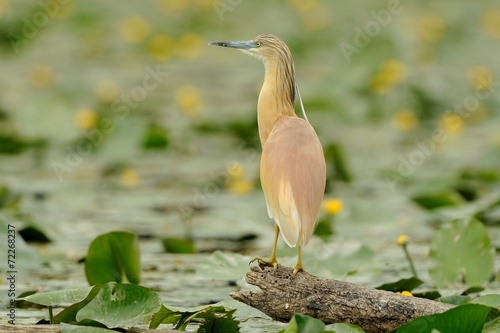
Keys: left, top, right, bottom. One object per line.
{"left": 0, "top": 186, "right": 21, "bottom": 209}
{"left": 150, "top": 304, "right": 239, "bottom": 331}
{"left": 141, "top": 123, "right": 169, "bottom": 149}
{"left": 0, "top": 134, "right": 29, "bottom": 154}
{"left": 325, "top": 142, "right": 353, "bottom": 183}
{"left": 376, "top": 277, "right": 423, "bottom": 293}
{"left": 149, "top": 305, "right": 181, "bottom": 329}
{"left": 319, "top": 244, "right": 376, "bottom": 278}
{"left": 18, "top": 225, "right": 51, "bottom": 243}
{"left": 396, "top": 304, "right": 494, "bottom": 333}
{"left": 461, "top": 286, "right": 484, "bottom": 295}
{"left": 438, "top": 295, "right": 471, "bottom": 306}
{"left": 60, "top": 323, "right": 114, "bottom": 333}
{"left": 412, "top": 291, "right": 441, "bottom": 300}
{"left": 197, "top": 308, "right": 239, "bottom": 333}
{"left": 19, "top": 286, "right": 93, "bottom": 307}
{"left": 85, "top": 231, "right": 141, "bottom": 285}
{"left": 429, "top": 218, "right": 494, "bottom": 287}
{"left": 412, "top": 190, "right": 464, "bottom": 210}
{"left": 76, "top": 282, "right": 161, "bottom": 329}
{"left": 472, "top": 294, "right": 500, "bottom": 310}
{"left": 325, "top": 323, "right": 366, "bottom": 333}
{"left": 314, "top": 217, "right": 335, "bottom": 241}
{"left": 197, "top": 251, "right": 250, "bottom": 281}
{"left": 53, "top": 285, "right": 102, "bottom": 324}
{"left": 279, "top": 314, "right": 327, "bottom": 333}
{"left": 161, "top": 237, "right": 196, "bottom": 254}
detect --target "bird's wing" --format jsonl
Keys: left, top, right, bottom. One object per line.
{"left": 260, "top": 117, "right": 326, "bottom": 247}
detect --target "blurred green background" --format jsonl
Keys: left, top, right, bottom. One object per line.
{"left": 0, "top": 0, "right": 499, "bottom": 328}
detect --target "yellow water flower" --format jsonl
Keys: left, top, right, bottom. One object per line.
{"left": 440, "top": 112, "right": 464, "bottom": 135}
{"left": 227, "top": 179, "right": 254, "bottom": 195}
{"left": 323, "top": 198, "right": 343, "bottom": 216}
{"left": 30, "top": 65, "right": 55, "bottom": 88}
{"left": 148, "top": 35, "right": 174, "bottom": 61}
{"left": 481, "top": 9, "right": 500, "bottom": 39}
{"left": 119, "top": 16, "right": 151, "bottom": 43}
{"left": 370, "top": 59, "right": 407, "bottom": 94}
{"left": 417, "top": 14, "right": 446, "bottom": 44}
{"left": 177, "top": 33, "right": 204, "bottom": 60}
{"left": 176, "top": 85, "right": 202, "bottom": 116}
{"left": 381, "top": 59, "right": 407, "bottom": 84}
{"left": 120, "top": 168, "right": 139, "bottom": 188}
{"left": 392, "top": 111, "right": 418, "bottom": 131}
{"left": 96, "top": 79, "right": 119, "bottom": 103}
{"left": 396, "top": 234, "right": 409, "bottom": 246}
{"left": 397, "top": 291, "right": 413, "bottom": 297}
{"left": 75, "top": 108, "right": 99, "bottom": 130}
{"left": 468, "top": 65, "right": 493, "bottom": 91}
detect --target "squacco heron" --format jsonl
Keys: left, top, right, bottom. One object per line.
{"left": 210, "top": 34, "right": 326, "bottom": 273}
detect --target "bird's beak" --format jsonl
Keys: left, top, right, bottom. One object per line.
{"left": 208, "top": 40, "right": 257, "bottom": 50}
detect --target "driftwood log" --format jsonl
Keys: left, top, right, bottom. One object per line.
{"left": 231, "top": 264, "right": 454, "bottom": 333}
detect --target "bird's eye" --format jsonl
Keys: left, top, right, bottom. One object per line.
{"left": 255, "top": 41, "right": 261, "bottom": 47}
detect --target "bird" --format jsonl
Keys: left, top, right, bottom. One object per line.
{"left": 209, "top": 33, "right": 326, "bottom": 274}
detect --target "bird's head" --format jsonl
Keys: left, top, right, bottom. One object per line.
{"left": 209, "top": 33, "right": 292, "bottom": 65}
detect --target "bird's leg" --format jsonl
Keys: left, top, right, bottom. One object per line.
{"left": 250, "top": 224, "right": 279, "bottom": 269}
{"left": 292, "top": 245, "right": 303, "bottom": 274}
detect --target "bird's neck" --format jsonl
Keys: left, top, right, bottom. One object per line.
{"left": 257, "top": 59, "right": 297, "bottom": 147}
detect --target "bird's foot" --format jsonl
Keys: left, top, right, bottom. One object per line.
{"left": 249, "top": 257, "right": 278, "bottom": 270}
{"left": 292, "top": 264, "right": 303, "bottom": 275}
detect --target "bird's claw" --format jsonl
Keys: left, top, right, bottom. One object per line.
{"left": 292, "top": 265, "right": 303, "bottom": 275}
{"left": 249, "top": 257, "right": 278, "bottom": 270}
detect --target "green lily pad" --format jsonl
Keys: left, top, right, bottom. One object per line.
{"left": 76, "top": 282, "right": 161, "bottom": 329}
{"left": 412, "top": 190, "right": 464, "bottom": 210}
{"left": 325, "top": 323, "right": 366, "bottom": 333}
{"left": 141, "top": 123, "right": 170, "bottom": 150}
{"left": 60, "top": 323, "right": 115, "bottom": 333}
{"left": 279, "top": 314, "right": 327, "bottom": 333}
{"left": 85, "top": 231, "right": 141, "bottom": 285}
{"left": 18, "top": 225, "right": 51, "bottom": 243}
{"left": 150, "top": 304, "right": 239, "bottom": 331}
{"left": 471, "top": 294, "right": 500, "bottom": 310}
{"left": 325, "top": 142, "right": 353, "bottom": 183}
{"left": 197, "top": 308, "right": 239, "bottom": 333}
{"left": 376, "top": 277, "right": 423, "bottom": 293}
{"left": 19, "top": 286, "right": 93, "bottom": 307}
{"left": 53, "top": 285, "right": 102, "bottom": 324}
{"left": 438, "top": 295, "right": 471, "bottom": 306}
{"left": 396, "top": 304, "right": 494, "bottom": 333}
{"left": 161, "top": 237, "right": 196, "bottom": 254}
{"left": 429, "top": 218, "right": 494, "bottom": 287}
{"left": 197, "top": 251, "right": 250, "bottom": 281}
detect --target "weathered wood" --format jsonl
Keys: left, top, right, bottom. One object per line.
{"left": 0, "top": 325, "right": 180, "bottom": 333}
{"left": 231, "top": 264, "right": 454, "bottom": 333}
